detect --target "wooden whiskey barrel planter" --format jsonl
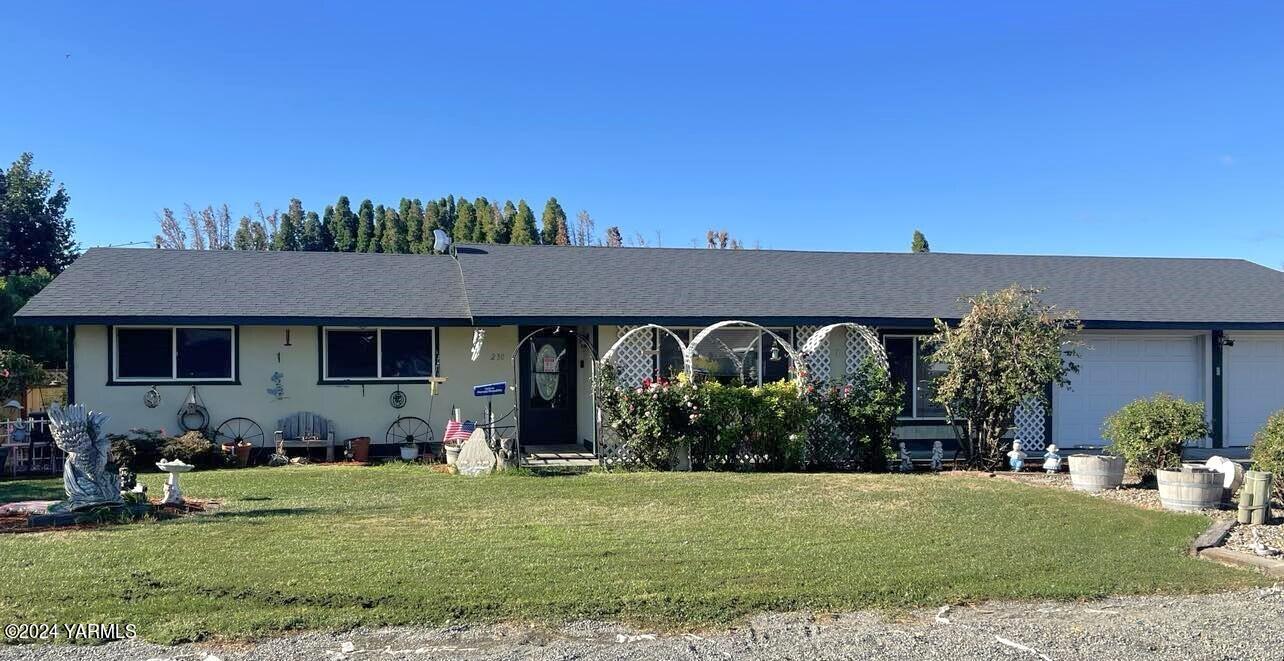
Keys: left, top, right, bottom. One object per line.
{"left": 1157, "top": 465, "right": 1223, "bottom": 512}
{"left": 1068, "top": 454, "right": 1124, "bottom": 492}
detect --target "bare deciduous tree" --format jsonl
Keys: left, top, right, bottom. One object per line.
{"left": 572, "top": 209, "right": 596, "bottom": 246}
{"left": 154, "top": 208, "right": 185, "bottom": 249}
{"left": 184, "top": 205, "right": 206, "bottom": 250}
{"left": 605, "top": 226, "right": 623, "bottom": 247}
{"left": 706, "top": 229, "right": 743, "bottom": 249}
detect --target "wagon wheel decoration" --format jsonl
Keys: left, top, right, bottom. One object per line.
{"left": 386, "top": 416, "right": 434, "bottom": 446}
{"left": 389, "top": 387, "right": 407, "bottom": 409}
{"left": 214, "top": 417, "right": 265, "bottom": 448}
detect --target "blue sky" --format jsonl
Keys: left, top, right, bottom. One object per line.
{"left": 3, "top": 2, "right": 1282, "bottom": 264}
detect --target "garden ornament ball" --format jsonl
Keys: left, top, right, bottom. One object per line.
{"left": 1007, "top": 440, "right": 1027, "bottom": 472}
{"left": 1042, "top": 444, "right": 1062, "bottom": 474}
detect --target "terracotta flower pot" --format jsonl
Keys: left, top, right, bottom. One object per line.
{"left": 233, "top": 442, "right": 252, "bottom": 467}
{"left": 346, "top": 436, "right": 371, "bottom": 463}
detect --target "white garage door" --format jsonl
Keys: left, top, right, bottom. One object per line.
{"left": 1053, "top": 335, "right": 1203, "bottom": 447}
{"left": 1225, "top": 334, "right": 1284, "bottom": 446}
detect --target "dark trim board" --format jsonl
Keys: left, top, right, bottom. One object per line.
{"left": 66, "top": 325, "right": 75, "bottom": 404}
{"left": 24, "top": 314, "right": 1284, "bottom": 332}
{"left": 1212, "top": 329, "right": 1225, "bottom": 449}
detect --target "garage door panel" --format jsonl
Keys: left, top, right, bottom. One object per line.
{"left": 1226, "top": 334, "right": 1284, "bottom": 447}
{"left": 1055, "top": 335, "right": 1202, "bottom": 447}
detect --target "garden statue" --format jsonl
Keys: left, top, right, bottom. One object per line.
{"left": 46, "top": 403, "right": 123, "bottom": 512}
{"left": 268, "top": 438, "right": 289, "bottom": 466}
{"left": 118, "top": 464, "right": 137, "bottom": 491}
{"left": 1007, "top": 440, "right": 1027, "bottom": 472}
{"left": 930, "top": 440, "right": 944, "bottom": 471}
{"left": 898, "top": 442, "right": 912, "bottom": 472}
{"left": 1042, "top": 444, "right": 1062, "bottom": 473}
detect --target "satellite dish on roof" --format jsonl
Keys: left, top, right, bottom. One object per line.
{"left": 432, "top": 229, "right": 452, "bottom": 254}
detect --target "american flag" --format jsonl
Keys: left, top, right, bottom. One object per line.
{"left": 443, "top": 419, "right": 476, "bottom": 444}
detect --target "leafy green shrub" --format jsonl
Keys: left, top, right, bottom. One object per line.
{"left": 160, "top": 431, "right": 225, "bottom": 469}
{"left": 804, "top": 356, "right": 903, "bottom": 471}
{"left": 688, "top": 380, "right": 812, "bottom": 470}
{"left": 1101, "top": 393, "right": 1208, "bottom": 480}
{"left": 0, "top": 349, "right": 48, "bottom": 403}
{"left": 595, "top": 365, "right": 814, "bottom": 471}
{"left": 108, "top": 428, "right": 170, "bottom": 472}
{"left": 1251, "top": 410, "right": 1284, "bottom": 501}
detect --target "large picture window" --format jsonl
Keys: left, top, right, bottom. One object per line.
{"left": 113, "top": 326, "right": 235, "bottom": 382}
{"left": 656, "top": 327, "right": 793, "bottom": 385}
{"left": 323, "top": 327, "right": 435, "bottom": 381}
{"left": 884, "top": 335, "right": 946, "bottom": 419}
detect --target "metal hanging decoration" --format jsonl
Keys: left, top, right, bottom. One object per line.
{"left": 177, "top": 386, "right": 210, "bottom": 433}
{"left": 143, "top": 385, "right": 162, "bottom": 409}
{"left": 471, "top": 328, "right": 486, "bottom": 362}
{"left": 390, "top": 386, "right": 407, "bottom": 409}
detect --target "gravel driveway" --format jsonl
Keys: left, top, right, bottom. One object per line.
{"left": 3, "top": 586, "right": 1281, "bottom": 661}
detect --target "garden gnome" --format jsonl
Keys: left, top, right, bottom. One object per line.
{"left": 1007, "top": 440, "right": 1027, "bottom": 472}
{"left": 898, "top": 442, "right": 912, "bottom": 472}
{"left": 929, "top": 440, "right": 944, "bottom": 471}
{"left": 1042, "top": 444, "right": 1062, "bottom": 474}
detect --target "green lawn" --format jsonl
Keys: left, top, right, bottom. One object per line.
{"left": 0, "top": 466, "right": 1263, "bottom": 644}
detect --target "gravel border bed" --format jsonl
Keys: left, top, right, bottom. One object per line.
{"left": 4, "top": 587, "right": 1282, "bottom": 661}
{"left": 999, "top": 471, "right": 1284, "bottom": 556}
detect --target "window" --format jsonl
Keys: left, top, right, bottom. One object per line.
{"left": 323, "top": 327, "right": 434, "bottom": 381}
{"left": 656, "top": 327, "right": 793, "bottom": 385}
{"left": 113, "top": 326, "right": 235, "bottom": 382}
{"left": 884, "top": 335, "right": 946, "bottom": 419}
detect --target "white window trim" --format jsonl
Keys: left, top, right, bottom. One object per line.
{"left": 884, "top": 334, "right": 949, "bottom": 421}
{"left": 321, "top": 326, "right": 437, "bottom": 382}
{"left": 659, "top": 326, "right": 793, "bottom": 386}
{"left": 112, "top": 325, "right": 237, "bottom": 383}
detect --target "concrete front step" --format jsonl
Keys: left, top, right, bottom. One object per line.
{"left": 522, "top": 456, "right": 599, "bottom": 467}
{"left": 521, "top": 445, "right": 598, "bottom": 467}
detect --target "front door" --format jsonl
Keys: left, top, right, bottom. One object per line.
{"left": 519, "top": 327, "right": 578, "bottom": 446}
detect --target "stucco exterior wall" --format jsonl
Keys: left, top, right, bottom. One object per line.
{"left": 74, "top": 324, "right": 520, "bottom": 449}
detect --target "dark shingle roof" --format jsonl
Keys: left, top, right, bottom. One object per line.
{"left": 455, "top": 244, "right": 1284, "bottom": 327}
{"left": 15, "top": 248, "right": 470, "bottom": 324}
{"left": 17, "top": 244, "right": 1284, "bottom": 328}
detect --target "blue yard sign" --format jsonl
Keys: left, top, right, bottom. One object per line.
{"left": 473, "top": 382, "right": 507, "bottom": 397}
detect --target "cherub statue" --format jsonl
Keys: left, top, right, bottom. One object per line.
{"left": 930, "top": 440, "right": 944, "bottom": 471}
{"left": 46, "top": 403, "right": 123, "bottom": 511}
{"left": 898, "top": 442, "right": 912, "bottom": 472}
{"left": 1007, "top": 440, "right": 1027, "bottom": 472}
{"left": 1042, "top": 444, "right": 1062, "bottom": 474}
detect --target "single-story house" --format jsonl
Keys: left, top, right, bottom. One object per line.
{"left": 16, "top": 244, "right": 1284, "bottom": 462}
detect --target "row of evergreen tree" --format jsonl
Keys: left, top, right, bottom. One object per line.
{"left": 155, "top": 195, "right": 620, "bottom": 252}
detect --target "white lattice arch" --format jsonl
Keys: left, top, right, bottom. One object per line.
{"left": 601, "top": 324, "right": 689, "bottom": 366}
{"left": 684, "top": 320, "right": 801, "bottom": 382}
{"left": 798, "top": 323, "right": 888, "bottom": 381}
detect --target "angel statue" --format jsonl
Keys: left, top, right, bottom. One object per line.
{"left": 47, "top": 403, "right": 122, "bottom": 511}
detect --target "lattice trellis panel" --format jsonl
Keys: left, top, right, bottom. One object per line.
{"left": 795, "top": 325, "right": 829, "bottom": 382}
{"left": 845, "top": 325, "right": 887, "bottom": 375}
{"left": 1014, "top": 398, "right": 1046, "bottom": 451}
{"left": 608, "top": 325, "right": 654, "bottom": 387}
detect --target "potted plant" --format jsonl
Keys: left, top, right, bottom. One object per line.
{"left": 444, "top": 441, "right": 461, "bottom": 465}
{"left": 400, "top": 440, "right": 419, "bottom": 462}
{"left": 233, "top": 440, "right": 252, "bottom": 467}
